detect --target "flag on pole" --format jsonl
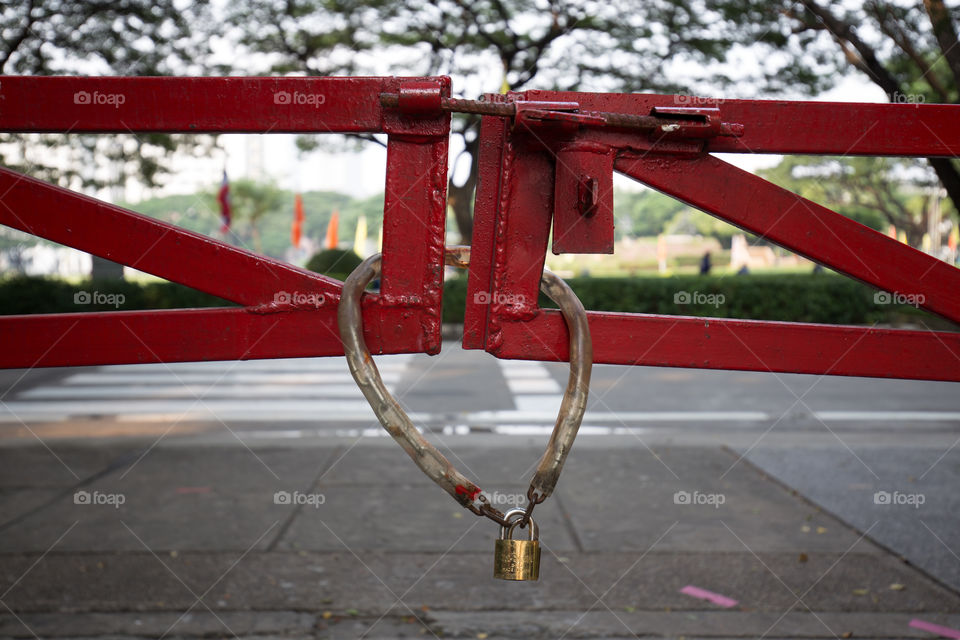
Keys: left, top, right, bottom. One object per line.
{"left": 217, "top": 170, "right": 231, "bottom": 234}
{"left": 325, "top": 210, "right": 339, "bottom": 249}
{"left": 949, "top": 226, "right": 959, "bottom": 251}
{"left": 353, "top": 215, "right": 368, "bottom": 256}
{"left": 291, "top": 193, "right": 305, "bottom": 248}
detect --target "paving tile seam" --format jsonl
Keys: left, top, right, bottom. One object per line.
{"left": 0, "top": 449, "right": 147, "bottom": 533}
{"left": 266, "top": 445, "right": 347, "bottom": 552}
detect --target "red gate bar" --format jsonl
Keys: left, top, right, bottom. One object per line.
{"left": 0, "top": 76, "right": 451, "bottom": 367}
{"left": 523, "top": 90, "right": 960, "bottom": 157}
{"left": 0, "top": 76, "right": 450, "bottom": 135}
{"left": 494, "top": 313, "right": 960, "bottom": 382}
{"left": 617, "top": 154, "right": 960, "bottom": 324}
{"left": 2, "top": 77, "right": 959, "bottom": 382}
{"left": 464, "top": 90, "right": 960, "bottom": 382}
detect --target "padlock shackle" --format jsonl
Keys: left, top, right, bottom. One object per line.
{"left": 338, "top": 247, "right": 592, "bottom": 523}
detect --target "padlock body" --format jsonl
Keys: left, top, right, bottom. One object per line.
{"left": 493, "top": 539, "right": 540, "bottom": 581}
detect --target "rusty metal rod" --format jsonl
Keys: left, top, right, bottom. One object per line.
{"left": 379, "top": 93, "right": 743, "bottom": 136}
{"left": 528, "top": 268, "right": 593, "bottom": 500}
{"left": 338, "top": 246, "right": 592, "bottom": 520}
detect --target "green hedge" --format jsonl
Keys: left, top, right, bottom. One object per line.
{"left": 0, "top": 276, "right": 233, "bottom": 314}
{"left": 0, "top": 273, "right": 948, "bottom": 330}
{"left": 441, "top": 273, "right": 944, "bottom": 326}
{"left": 305, "top": 248, "right": 364, "bottom": 282}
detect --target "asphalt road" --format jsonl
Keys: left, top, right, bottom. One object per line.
{"left": 1, "top": 341, "right": 958, "bottom": 444}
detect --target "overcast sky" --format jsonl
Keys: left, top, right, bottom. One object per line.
{"left": 141, "top": 73, "right": 887, "bottom": 204}
{"left": 124, "top": 7, "right": 893, "bottom": 204}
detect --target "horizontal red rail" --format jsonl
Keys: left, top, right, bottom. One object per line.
{"left": 525, "top": 90, "right": 960, "bottom": 157}
{"left": 495, "top": 312, "right": 960, "bottom": 382}
{"left": 0, "top": 76, "right": 449, "bottom": 134}
{"left": 0, "top": 306, "right": 429, "bottom": 368}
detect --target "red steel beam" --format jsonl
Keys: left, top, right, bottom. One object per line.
{"left": 0, "top": 306, "right": 427, "bottom": 368}
{"left": 0, "top": 76, "right": 449, "bottom": 134}
{"left": 523, "top": 90, "right": 960, "bottom": 157}
{"left": 495, "top": 312, "right": 960, "bottom": 382}
{"left": 616, "top": 154, "right": 960, "bottom": 324}
{"left": 0, "top": 167, "right": 340, "bottom": 305}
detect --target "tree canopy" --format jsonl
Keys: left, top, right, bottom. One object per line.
{"left": 224, "top": 0, "right": 960, "bottom": 241}
{"left": 0, "top": 1, "right": 213, "bottom": 194}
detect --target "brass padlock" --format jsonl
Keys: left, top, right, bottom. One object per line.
{"left": 493, "top": 512, "right": 540, "bottom": 581}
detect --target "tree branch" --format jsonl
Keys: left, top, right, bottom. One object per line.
{"left": 800, "top": 0, "right": 903, "bottom": 97}
{"left": 923, "top": 0, "right": 960, "bottom": 91}
{"left": 0, "top": 0, "right": 37, "bottom": 74}
{"left": 871, "top": 2, "right": 950, "bottom": 101}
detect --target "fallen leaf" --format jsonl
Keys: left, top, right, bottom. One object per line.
{"left": 798, "top": 553, "right": 808, "bottom": 563}
{"left": 889, "top": 583, "right": 906, "bottom": 591}
{"left": 816, "top": 526, "right": 827, "bottom": 534}
{"left": 477, "top": 633, "right": 488, "bottom": 639}
{"left": 346, "top": 608, "right": 359, "bottom": 616}
{"left": 852, "top": 588, "right": 869, "bottom": 596}
{"left": 801, "top": 525, "right": 811, "bottom": 533}
{"left": 322, "top": 611, "right": 332, "bottom": 620}
{"left": 452, "top": 512, "right": 463, "bottom": 519}
{"left": 841, "top": 632, "right": 853, "bottom": 638}
{"left": 624, "top": 606, "right": 636, "bottom": 613}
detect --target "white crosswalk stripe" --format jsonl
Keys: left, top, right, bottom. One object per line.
{"left": 0, "top": 355, "right": 413, "bottom": 423}
{"left": 498, "top": 359, "right": 565, "bottom": 415}
{"left": 5, "top": 351, "right": 944, "bottom": 434}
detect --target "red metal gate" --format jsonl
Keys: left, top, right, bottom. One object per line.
{"left": 1, "top": 76, "right": 958, "bottom": 381}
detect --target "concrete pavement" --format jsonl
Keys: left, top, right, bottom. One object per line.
{"left": 2, "top": 438, "right": 959, "bottom": 638}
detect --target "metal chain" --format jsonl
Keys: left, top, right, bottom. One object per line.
{"left": 338, "top": 246, "right": 592, "bottom": 528}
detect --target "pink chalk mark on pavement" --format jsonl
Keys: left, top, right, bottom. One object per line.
{"left": 679, "top": 585, "right": 738, "bottom": 608}
{"left": 910, "top": 618, "right": 960, "bottom": 639}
